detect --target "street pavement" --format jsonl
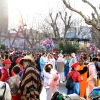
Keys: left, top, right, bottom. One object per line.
{"left": 40, "top": 82, "right": 86, "bottom": 100}
{"left": 40, "top": 82, "right": 66, "bottom": 100}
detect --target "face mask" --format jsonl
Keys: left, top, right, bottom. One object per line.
{"left": 45, "top": 67, "right": 51, "bottom": 73}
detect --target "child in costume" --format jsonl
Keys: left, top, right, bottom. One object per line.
{"left": 8, "top": 65, "right": 21, "bottom": 100}
{"left": 67, "top": 62, "right": 83, "bottom": 95}
{"left": 43, "top": 63, "right": 60, "bottom": 100}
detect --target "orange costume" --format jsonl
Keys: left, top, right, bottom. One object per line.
{"left": 76, "top": 64, "right": 87, "bottom": 98}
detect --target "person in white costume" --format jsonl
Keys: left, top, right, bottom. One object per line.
{"left": 47, "top": 53, "right": 56, "bottom": 69}
{"left": 43, "top": 63, "right": 60, "bottom": 100}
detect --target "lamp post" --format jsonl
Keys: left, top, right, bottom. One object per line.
{"left": 23, "top": 24, "right": 27, "bottom": 51}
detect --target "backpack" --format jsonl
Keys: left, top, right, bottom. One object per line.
{"left": 0, "top": 83, "right": 6, "bottom": 100}
{"left": 51, "top": 92, "right": 59, "bottom": 100}
{"left": 65, "top": 76, "right": 74, "bottom": 89}
{"left": 65, "top": 71, "right": 75, "bottom": 89}
{"left": 51, "top": 92, "right": 64, "bottom": 100}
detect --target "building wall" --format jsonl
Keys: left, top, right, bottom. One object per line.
{"left": 0, "top": 0, "right": 8, "bottom": 33}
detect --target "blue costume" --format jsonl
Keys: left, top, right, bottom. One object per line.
{"left": 64, "top": 58, "right": 70, "bottom": 78}
{"left": 67, "top": 82, "right": 80, "bottom": 96}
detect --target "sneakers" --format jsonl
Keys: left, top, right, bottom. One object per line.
{"left": 60, "top": 81, "right": 66, "bottom": 84}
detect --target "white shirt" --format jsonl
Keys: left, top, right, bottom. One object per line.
{"left": 43, "top": 68, "right": 57, "bottom": 88}
{"left": 0, "top": 81, "right": 11, "bottom": 100}
{"left": 88, "top": 62, "right": 97, "bottom": 79}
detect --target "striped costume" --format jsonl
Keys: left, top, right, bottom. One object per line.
{"left": 19, "top": 66, "right": 43, "bottom": 100}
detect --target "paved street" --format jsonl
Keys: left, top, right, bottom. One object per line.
{"left": 40, "top": 82, "right": 66, "bottom": 100}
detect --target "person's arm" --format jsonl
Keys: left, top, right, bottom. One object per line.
{"left": 77, "top": 73, "right": 83, "bottom": 82}
{"left": 69, "top": 59, "right": 72, "bottom": 68}
{"left": 78, "top": 67, "right": 88, "bottom": 74}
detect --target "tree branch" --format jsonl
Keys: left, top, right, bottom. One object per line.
{"left": 62, "top": 0, "right": 100, "bottom": 31}
{"left": 68, "top": 16, "right": 71, "bottom": 25}
{"left": 59, "top": 12, "right": 65, "bottom": 23}
{"left": 82, "top": 0, "right": 99, "bottom": 17}
{"left": 62, "top": 0, "right": 90, "bottom": 23}
{"left": 91, "top": 13, "right": 98, "bottom": 23}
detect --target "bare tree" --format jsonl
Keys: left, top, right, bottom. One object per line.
{"left": 71, "top": 19, "right": 92, "bottom": 38}
{"left": 39, "top": 23, "right": 53, "bottom": 38}
{"left": 91, "top": 28, "right": 100, "bottom": 49}
{"left": 62, "top": 0, "right": 100, "bottom": 49}
{"left": 44, "top": 11, "right": 75, "bottom": 43}
{"left": 10, "top": 27, "right": 44, "bottom": 50}
{"left": 71, "top": 19, "right": 83, "bottom": 35}
{"left": 25, "top": 28, "right": 44, "bottom": 50}
{"left": 45, "top": 13, "right": 60, "bottom": 40}
{"left": 62, "top": 0, "right": 100, "bottom": 32}
{"left": 59, "top": 11, "right": 73, "bottom": 41}
{"left": 8, "top": 15, "right": 46, "bottom": 50}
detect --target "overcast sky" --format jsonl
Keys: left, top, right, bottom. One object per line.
{"left": 8, "top": 0, "right": 100, "bottom": 29}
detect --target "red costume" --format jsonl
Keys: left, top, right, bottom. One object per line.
{"left": 0, "top": 59, "right": 11, "bottom": 82}
{"left": 0, "top": 67, "right": 9, "bottom": 82}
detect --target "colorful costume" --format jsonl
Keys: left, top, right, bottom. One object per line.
{"left": 43, "top": 63, "right": 59, "bottom": 100}
{"left": 0, "top": 67, "right": 9, "bottom": 82}
{"left": 67, "top": 62, "right": 82, "bottom": 95}
{"left": 76, "top": 64, "right": 87, "bottom": 98}
{"left": 64, "top": 58, "right": 70, "bottom": 78}
{"left": 86, "top": 62, "right": 97, "bottom": 100}
{"left": 19, "top": 67, "right": 43, "bottom": 100}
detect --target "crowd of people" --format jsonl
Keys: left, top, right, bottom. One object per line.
{"left": 0, "top": 50, "right": 100, "bottom": 100}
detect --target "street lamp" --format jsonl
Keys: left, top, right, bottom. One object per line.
{"left": 23, "top": 24, "right": 27, "bottom": 51}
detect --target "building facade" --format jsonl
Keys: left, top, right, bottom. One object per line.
{"left": 0, "top": 0, "right": 8, "bottom": 33}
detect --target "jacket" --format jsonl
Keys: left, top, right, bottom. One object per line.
{"left": 43, "top": 71, "right": 53, "bottom": 88}
{"left": 68, "top": 70, "right": 82, "bottom": 82}
{"left": 0, "top": 67, "right": 9, "bottom": 82}
{"left": 0, "top": 81, "right": 11, "bottom": 100}
{"left": 43, "top": 63, "right": 58, "bottom": 88}
{"left": 40, "top": 56, "right": 47, "bottom": 71}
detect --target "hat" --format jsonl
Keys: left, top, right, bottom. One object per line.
{"left": 44, "top": 63, "right": 54, "bottom": 71}
{"left": 2, "top": 59, "right": 11, "bottom": 65}
{"left": 71, "top": 62, "right": 78, "bottom": 68}
{"left": 59, "top": 54, "right": 63, "bottom": 58}
{"left": 71, "top": 53, "right": 76, "bottom": 57}
{"left": 16, "top": 57, "right": 22, "bottom": 64}
{"left": 22, "top": 55, "right": 34, "bottom": 63}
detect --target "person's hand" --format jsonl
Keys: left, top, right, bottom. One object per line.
{"left": 81, "top": 76, "right": 83, "bottom": 80}
{"left": 54, "top": 78, "right": 57, "bottom": 81}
